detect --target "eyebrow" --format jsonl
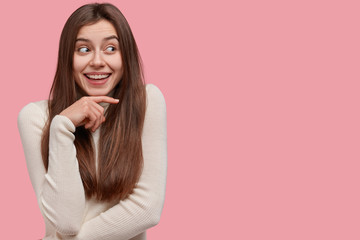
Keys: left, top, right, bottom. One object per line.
{"left": 75, "top": 35, "right": 119, "bottom": 42}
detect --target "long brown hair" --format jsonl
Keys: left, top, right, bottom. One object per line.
{"left": 41, "top": 3, "right": 146, "bottom": 202}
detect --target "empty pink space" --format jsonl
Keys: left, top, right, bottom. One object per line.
{"left": 2, "top": 0, "right": 360, "bottom": 239}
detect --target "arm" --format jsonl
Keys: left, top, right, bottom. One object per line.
{"left": 71, "top": 84, "right": 167, "bottom": 240}
{"left": 17, "top": 102, "right": 85, "bottom": 235}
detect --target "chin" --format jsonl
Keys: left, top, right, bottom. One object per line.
{"left": 85, "top": 88, "right": 111, "bottom": 96}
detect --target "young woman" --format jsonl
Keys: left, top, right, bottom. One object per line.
{"left": 17, "top": 3, "right": 167, "bottom": 240}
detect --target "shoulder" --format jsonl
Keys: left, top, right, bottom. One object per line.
{"left": 145, "top": 83, "right": 166, "bottom": 110}
{"left": 17, "top": 100, "right": 49, "bottom": 128}
{"left": 18, "top": 100, "right": 48, "bottom": 119}
{"left": 143, "top": 84, "right": 167, "bottom": 130}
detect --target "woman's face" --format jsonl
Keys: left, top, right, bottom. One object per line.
{"left": 73, "top": 19, "right": 123, "bottom": 96}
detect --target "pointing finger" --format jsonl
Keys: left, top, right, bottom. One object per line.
{"left": 89, "top": 96, "right": 119, "bottom": 104}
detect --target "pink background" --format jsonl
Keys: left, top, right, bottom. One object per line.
{"left": 1, "top": 0, "right": 360, "bottom": 239}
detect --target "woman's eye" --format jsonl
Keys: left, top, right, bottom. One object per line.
{"left": 78, "top": 47, "right": 90, "bottom": 53}
{"left": 105, "top": 46, "right": 116, "bottom": 52}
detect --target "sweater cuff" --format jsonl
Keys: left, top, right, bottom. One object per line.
{"left": 50, "top": 115, "right": 76, "bottom": 133}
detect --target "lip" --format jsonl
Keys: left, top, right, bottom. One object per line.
{"left": 85, "top": 72, "right": 112, "bottom": 75}
{"left": 83, "top": 72, "right": 111, "bottom": 86}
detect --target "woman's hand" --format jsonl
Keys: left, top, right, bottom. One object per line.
{"left": 60, "top": 96, "right": 119, "bottom": 132}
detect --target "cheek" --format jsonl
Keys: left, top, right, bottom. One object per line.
{"left": 73, "top": 55, "right": 89, "bottom": 73}
{"left": 107, "top": 54, "right": 123, "bottom": 72}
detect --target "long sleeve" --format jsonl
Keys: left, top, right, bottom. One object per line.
{"left": 70, "top": 84, "right": 167, "bottom": 240}
{"left": 18, "top": 102, "right": 86, "bottom": 236}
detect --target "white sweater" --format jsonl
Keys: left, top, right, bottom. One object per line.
{"left": 17, "top": 84, "right": 167, "bottom": 240}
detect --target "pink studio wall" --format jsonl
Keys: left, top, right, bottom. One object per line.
{"left": 1, "top": 0, "right": 360, "bottom": 239}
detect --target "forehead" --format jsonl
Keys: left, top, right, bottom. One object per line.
{"left": 77, "top": 19, "right": 118, "bottom": 38}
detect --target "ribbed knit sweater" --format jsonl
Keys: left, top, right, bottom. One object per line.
{"left": 17, "top": 84, "right": 167, "bottom": 240}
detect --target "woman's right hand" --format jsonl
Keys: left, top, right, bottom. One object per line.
{"left": 59, "top": 96, "right": 119, "bottom": 132}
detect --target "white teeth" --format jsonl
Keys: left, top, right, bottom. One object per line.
{"left": 86, "top": 74, "right": 110, "bottom": 80}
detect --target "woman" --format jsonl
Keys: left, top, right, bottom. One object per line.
{"left": 17, "top": 3, "right": 167, "bottom": 240}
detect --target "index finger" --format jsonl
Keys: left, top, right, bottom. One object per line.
{"left": 88, "top": 96, "right": 120, "bottom": 104}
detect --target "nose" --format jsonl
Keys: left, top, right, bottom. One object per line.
{"left": 89, "top": 51, "right": 105, "bottom": 68}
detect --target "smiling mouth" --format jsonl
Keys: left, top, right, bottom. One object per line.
{"left": 84, "top": 73, "right": 111, "bottom": 80}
